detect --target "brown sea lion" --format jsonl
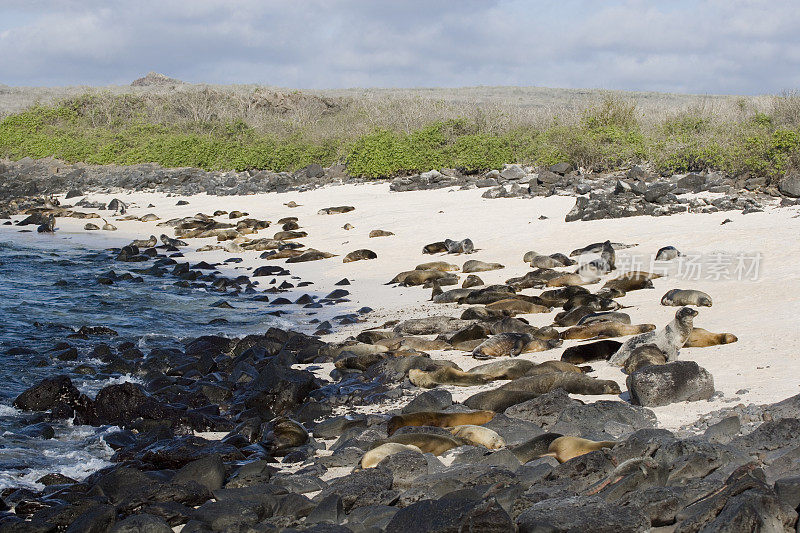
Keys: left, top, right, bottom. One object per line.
{"left": 463, "top": 260, "right": 504, "bottom": 273}
{"left": 541, "top": 436, "right": 618, "bottom": 463}
{"left": 485, "top": 299, "right": 550, "bottom": 314}
{"left": 472, "top": 334, "right": 562, "bottom": 359}
{"left": 560, "top": 340, "right": 623, "bottom": 364}
{"left": 490, "top": 317, "right": 538, "bottom": 335}
{"left": 546, "top": 273, "right": 599, "bottom": 287}
{"left": 261, "top": 417, "right": 309, "bottom": 455}
{"left": 369, "top": 229, "right": 394, "bottom": 237}
{"left": 511, "top": 433, "right": 563, "bottom": 463}
{"left": 408, "top": 367, "right": 491, "bottom": 388}
{"left": 286, "top": 249, "right": 336, "bottom": 263}
{"left": 684, "top": 328, "right": 738, "bottom": 347}
{"left": 379, "top": 433, "right": 463, "bottom": 455}
{"left": 602, "top": 273, "right": 655, "bottom": 292}
{"left": 376, "top": 336, "right": 452, "bottom": 351}
{"left": 318, "top": 206, "right": 355, "bottom": 215}
{"left": 560, "top": 322, "right": 656, "bottom": 341}
{"left": 577, "top": 312, "right": 632, "bottom": 326}
{"left": 462, "top": 275, "right": 484, "bottom": 288}
{"left": 388, "top": 269, "right": 452, "bottom": 286}
{"left": 467, "top": 359, "right": 537, "bottom": 380}
{"left": 499, "top": 372, "right": 621, "bottom": 396}
{"left": 538, "top": 286, "right": 590, "bottom": 307}
{"left": 387, "top": 410, "right": 495, "bottom": 436}
{"left": 273, "top": 230, "right": 307, "bottom": 240}
{"left": 343, "top": 249, "right": 377, "bottom": 263}
{"left": 416, "top": 261, "right": 460, "bottom": 272}
{"left": 423, "top": 241, "right": 448, "bottom": 254}
{"left": 464, "top": 389, "right": 540, "bottom": 412}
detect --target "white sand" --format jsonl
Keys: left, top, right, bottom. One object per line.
{"left": 5, "top": 182, "right": 800, "bottom": 432}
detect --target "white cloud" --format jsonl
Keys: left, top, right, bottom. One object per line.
{"left": 0, "top": 0, "right": 798, "bottom": 93}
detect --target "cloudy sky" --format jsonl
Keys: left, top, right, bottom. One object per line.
{"left": 0, "top": 0, "right": 798, "bottom": 94}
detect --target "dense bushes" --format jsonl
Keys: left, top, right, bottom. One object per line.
{"left": 1, "top": 93, "right": 799, "bottom": 178}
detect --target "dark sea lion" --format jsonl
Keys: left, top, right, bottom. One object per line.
{"left": 563, "top": 294, "right": 621, "bottom": 312}
{"left": 261, "top": 417, "right": 309, "bottom": 455}
{"left": 36, "top": 214, "right": 56, "bottom": 233}
{"left": 445, "top": 238, "right": 474, "bottom": 254}
{"left": 575, "top": 240, "right": 616, "bottom": 277}
{"left": 538, "top": 286, "right": 589, "bottom": 307}
{"left": 462, "top": 274, "right": 484, "bottom": 288}
{"left": 387, "top": 410, "right": 495, "bottom": 436}
{"left": 467, "top": 359, "right": 537, "bottom": 380}
{"left": 464, "top": 388, "right": 540, "bottom": 412}
{"left": 131, "top": 235, "right": 157, "bottom": 248}
{"left": 343, "top": 249, "right": 377, "bottom": 263}
{"left": 423, "top": 241, "right": 448, "bottom": 254}
{"left": 277, "top": 216, "right": 298, "bottom": 224}
{"left": 160, "top": 234, "right": 187, "bottom": 247}
{"left": 369, "top": 229, "right": 394, "bottom": 237}
{"left": 318, "top": 206, "right": 355, "bottom": 215}
{"left": 561, "top": 340, "right": 624, "bottom": 364}
{"left": 577, "top": 312, "right": 631, "bottom": 326}
{"left": 560, "top": 322, "right": 656, "bottom": 341}
{"left": 554, "top": 305, "right": 597, "bottom": 327}
{"left": 661, "top": 289, "right": 713, "bottom": 307}
{"left": 622, "top": 344, "right": 667, "bottom": 374}
{"left": 511, "top": 433, "right": 564, "bottom": 463}
{"left": 541, "top": 436, "right": 618, "bottom": 463}
{"left": 609, "top": 307, "right": 698, "bottom": 366}
{"left": 684, "top": 327, "right": 738, "bottom": 347}
{"left": 569, "top": 241, "right": 636, "bottom": 257}
{"left": 655, "top": 246, "right": 681, "bottom": 261}
{"left": 389, "top": 269, "right": 454, "bottom": 286}
{"left": 490, "top": 317, "right": 538, "bottom": 335}
{"left": 273, "top": 230, "right": 308, "bottom": 240}
{"left": 472, "top": 334, "right": 561, "bottom": 359}
{"left": 286, "top": 249, "right": 335, "bottom": 263}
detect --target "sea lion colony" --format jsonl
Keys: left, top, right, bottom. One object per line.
{"left": 8, "top": 194, "right": 799, "bottom": 533}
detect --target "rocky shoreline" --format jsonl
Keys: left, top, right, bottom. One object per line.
{"left": 2, "top": 163, "right": 800, "bottom": 531}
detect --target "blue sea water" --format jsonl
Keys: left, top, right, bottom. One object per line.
{"left": 0, "top": 233, "right": 299, "bottom": 490}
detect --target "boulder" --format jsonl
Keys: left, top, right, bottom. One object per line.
{"left": 628, "top": 361, "right": 715, "bottom": 407}
{"left": 779, "top": 171, "right": 800, "bottom": 198}
{"left": 13, "top": 375, "right": 81, "bottom": 411}
{"left": 516, "top": 495, "right": 649, "bottom": 532}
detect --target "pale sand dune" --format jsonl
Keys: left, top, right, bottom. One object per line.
{"left": 6, "top": 182, "right": 800, "bottom": 431}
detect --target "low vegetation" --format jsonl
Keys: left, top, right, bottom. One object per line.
{"left": 1, "top": 87, "right": 799, "bottom": 179}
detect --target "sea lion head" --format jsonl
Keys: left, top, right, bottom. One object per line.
{"left": 722, "top": 333, "right": 738, "bottom": 344}
{"left": 677, "top": 306, "right": 699, "bottom": 321}
{"left": 697, "top": 295, "right": 713, "bottom": 307}
{"left": 603, "top": 381, "right": 622, "bottom": 394}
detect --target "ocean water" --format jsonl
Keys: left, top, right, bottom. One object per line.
{"left": 0, "top": 234, "right": 299, "bottom": 490}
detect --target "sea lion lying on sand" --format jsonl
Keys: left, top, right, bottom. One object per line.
{"left": 387, "top": 410, "right": 495, "bottom": 436}
{"left": 472, "top": 333, "right": 562, "bottom": 359}
{"left": 561, "top": 340, "right": 623, "bottom": 364}
{"left": 560, "top": 322, "right": 655, "bottom": 341}
{"left": 684, "top": 327, "right": 738, "bottom": 347}
{"left": 661, "top": 289, "right": 713, "bottom": 307}
{"left": 540, "top": 436, "right": 618, "bottom": 463}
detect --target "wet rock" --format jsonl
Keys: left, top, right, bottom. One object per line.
{"left": 628, "top": 361, "right": 715, "bottom": 407}
{"left": 387, "top": 492, "right": 513, "bottom": 533}
{"left": 13, "top": 375, "right": 81, "bottom": 411}
{"left": 110, "top": 513, "right": 173, "bottom": 533}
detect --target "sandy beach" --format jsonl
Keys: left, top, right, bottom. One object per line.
{"left": 9, "top": 181, "right": 798, "bottom": 432}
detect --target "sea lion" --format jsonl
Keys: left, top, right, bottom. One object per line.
{"left": 560, "top": 322, "right": 656, "bottom": 341}
{"left": 423, "top": 241, "right": 448, "bottom": 254}
{"left": 602, "top": 273, "right": 655, "bottom": 292}
{"left": 328, "top": 342, "right": 389, "bottom": 358}
{"left": 343, "top": 223, "right": 354, "bottom": 230}
{"left": 467, "top": 359, "right": 537, "bottom": 380}
{"left": 335, "top": 352, "right": 390, "bottom": 372}
{"left": 655, "top": 246, "right": 681, "bottom": 261}
{"left": 131, "top": 235, "right": 157, "bottom": 248}
{"left": 36, "top": 214, "right": 56, "bottom": 233}
{"left": 546, "top": 273, "right": 599, "bottom": 287}
{"left": 462, "top": 275, "right": 484, "bottom": 288}
{"left": 463, "top": 260, "right": 504, "bottom": 273}
{"left": 541, "top": 436, "right": 618, "bottom": 463}
{"left": 389, "top": 269, "right": 453, "bottom": 286}
{"left": 609, "top": 307, "right": 698, "bottom": 367}
{"left": 84, "top": 223, "right": 99, "bottom": 230}
{"left": 684, "top": 328, "right": 738, "bottom": 347}
{"left": 574, "top": 240, "right": 615, "bottom": 277}
{"left": 511, "top": 433, "right": 563, "bottom": 463}
{"left": 569, "top": 241, "right": 636, "bottom": 257}
{"left": 554, "top": 306, "right": 597, "bottom": 327}
{"left": 622, "top": 344, "right": 667, "bottom": 374}
{"left": 463, "top": 389, "right": 540, "bottom": 412}
{"left": 445, "top": 238, "right": 474, "bottom": 254}
{"left": 361, "top": 443, "right": 423, "bottom": 468}
{"left": 499, "top": 372, "right": 621, "bottom": 396}
{"left": 561, "top": 340, "right": 623, "bottom": 364}
{"left": 661, "top": 289, "right": 713, "bottom": 307}
{"left": 432, "top": 288, "right": 474, "bottom": 304}
{"left": 369, "top": 229, "right": 394, "bottom": 237}
{"left": 577, "top": 312, "right": 631, "bottom": 326}
{"left": 139, "top": 214, "right": 160, "bottom": 222}
{"left": 286, "top": 250, "right": 336, "bottom": 263}
{"left": 449, "top": 425, "right": 506, "bottom": 449}
{"left": 489, "top": 317, "right": 538, "bottom": 335}
{"left": 318, "top": 206, "right": 355, "bottom": 215}
{"left": 343, "top": 249, "right": 377, "bottom": 263}
{"left": 485, "top": 299, "right": 550, "bottom": 314}
{"left": 416, "top": 261, "right": 460, "bottom": 272}
{"left": 278, "top": 217, "right": 298, "bottom": 225}
{"left": 538, "top": 286, "right": 589, "bottom": 307}
{"left": 377, "top": 336, "right": 451, "bottom": 351}
{"left": 160, "top": 234, "right": 186, "bottom": 247}
{"left": 526, "top": 253, "right": 566, "bottom": 269}
{"left": 261, "top": 417, "right": 309, "bottom": 455}
{"left": 380, "top": 433, "right": 463, "bottom": 455}
{"left": 409, "top": 367, "right": 491, "bottom": 388}
{"left": 282, "top": 221, "right": 300, "bottom": 231}
{"left": 273, "top": 230, "right": 307, "bottom": 240}
{"left": 387, "top": 410, "right": 495, "bottom": 436}
{"left": 562, "top": 294, "right": 621, "bottom": 312}
{"left": 285, "top": 201, "right": 300, "bottom": 208}
{"left": 472, "top": 334, "right": 562, "bottom": 359}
